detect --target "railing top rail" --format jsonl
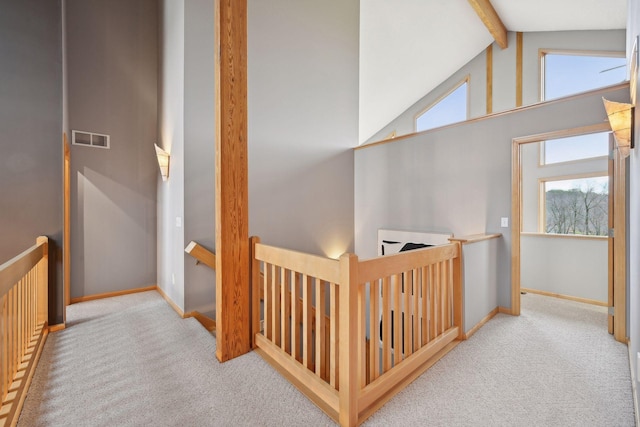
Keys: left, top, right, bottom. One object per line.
{"left": 254, "top": 242, "right": 342, "bottom": 284}
{"left": 449, "top": 233, "right": 502, "bottom": 244}
{"left": 0, "top": 237, "right": 48, "bottom": 297}
{"left": 358, "top": 242, "right": 459, "bottom": 284}
{"left": 185, "top": 240, "right": 216, "bottom": 270}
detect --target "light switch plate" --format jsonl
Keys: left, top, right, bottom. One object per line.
{"left": 501, "top": 217, "right": 509, "bottom": 228}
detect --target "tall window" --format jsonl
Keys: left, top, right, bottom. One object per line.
{"left": 415, "top": 79, "right": 468, "bottom": 132}
{"left": 541, "top": 51, "right": 626, "bottom": 101}
{"left": 543, "top": 175, "right": 609, "bottom": 236}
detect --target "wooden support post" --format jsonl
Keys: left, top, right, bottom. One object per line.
{"left": 486, "top": 44, "right": 493, "bottom": 114}
{"left": 36, "top": 236, "right": 48, "bottom": 326}
{"left": 214, "top": 0, "right": 250, "bottom": 362}
{"left": 516, "top": 32, "right": 523, "bottom": 107}
{"left": 63, "top": 134, "right": 70, "bottom": 318}
{"left": 339, "top": 253, "right": 358, "bottom": 427}
{"left": 452, "top": 242, "right": 464, "bottom": 340}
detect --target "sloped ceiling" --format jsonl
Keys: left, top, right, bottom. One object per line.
{"left": 359, "top": 0, "right": 628, "bottom": 143}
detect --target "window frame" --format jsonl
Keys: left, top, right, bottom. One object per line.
{"left": 537, "top": 130, "right": 610, "bottom": 167}
{"left": 539, "top": 49, "right": 626, "bottom": 102}
{"left": 538, "top": 172, "right": 609, "bottom": 237}
{"left": 414, "top": 76, "right": 470, "bottom": 133}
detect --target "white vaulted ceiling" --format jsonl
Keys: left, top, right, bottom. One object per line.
{"left": 359, "top": 0, "right": 628, "bottom": 143}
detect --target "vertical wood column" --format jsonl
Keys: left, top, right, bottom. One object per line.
{"left": 339, "top": 253, "right": 359, "bottom": 426}
{"left": 63, "top": 134, "right": 70, "bottom": 323}
{"left": 214, "top": 0, "right": 250, "bottom": 362}
{"left": 515, "top": 32, "right": 523, "bottom": 107}
{"left": 486, "top": 45, "right": 493, "bottom": 114}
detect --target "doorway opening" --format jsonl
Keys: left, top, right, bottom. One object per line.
{"left": 511, "top": 123, "right": 627, "bottom": 342}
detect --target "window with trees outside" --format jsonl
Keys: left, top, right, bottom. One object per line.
{"left": 541, "top": 50, "right": 626, "bottom": 101}
{"left": 415, "top": 79, "right": 468, "bottom": 132}
{"left": 543, "top": 175, "right": 608, "bottom": 236}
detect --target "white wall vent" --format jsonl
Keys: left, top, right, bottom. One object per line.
{"left": 72, "top": 130, "right": 110, "bottom": 149}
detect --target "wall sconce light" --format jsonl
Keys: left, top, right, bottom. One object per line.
{"left": 154, "top": 143, "right": 170, "bottom": 181}
{"left": 603, "top": 97, "right": 634, "bottom": 157}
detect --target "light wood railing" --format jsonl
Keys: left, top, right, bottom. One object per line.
{"left": 184, "top": 241, "right": 216, "bottom": 270}
{"left": 0, "top": 237, "right": 49, "bottom": 427}
{"left": 250, "top": 237, "right": 462, "bottom": 426}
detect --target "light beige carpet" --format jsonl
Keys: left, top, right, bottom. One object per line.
{"left": 18, "top": 291, "right": 335, "bottom": 426}
{"left": 364, "top": 293, "right": 635, "bottom": 426}
{"left": 18, "top": 291, "right": 635, "bottom": 426}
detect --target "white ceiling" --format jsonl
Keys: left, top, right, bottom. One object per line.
{"left": 359, "top": 0, "right": 628, "bottom": 143}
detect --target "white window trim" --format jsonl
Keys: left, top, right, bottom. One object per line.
{"left": 72, "top": 130, "right": 110, "bottom": 149}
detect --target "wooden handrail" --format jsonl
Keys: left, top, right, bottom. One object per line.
{"left": 1, "top": 236, "right": 49, "bottom": 427}
{"left": 449, "top": 233, "right": 502, "bottom": 244}
{"left": 184, "top": 241, "right": 216, "bottom": 270}
{"left": 0, "top": 240, "right": 47, "bottom": 297}
{"left": 250, "top": 237, "right": 464, "bottom": 426}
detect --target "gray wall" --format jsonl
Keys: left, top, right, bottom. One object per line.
{"left": 66, "top": 0, "right": 158, "bottom": 298}
{"left": 184, "top": 0, "right": 216, "bottom": 315}
{"left": 0, "top": 0, "right": 63, "bottom": 323}
{"left": 367, "top": 30, "right": 625, "bottom": 144}
{"left": 462, "top": 239, "right": 499, "bottom": 333}
{"left": 627, "top": 0, "right": 640, "bottom": 414}
{"left": 157, "top": 0, "right": 360, "bottom": 315}
{"left": 247, "top": 0, "right": 359, "bottom": 257}
{"left": 158, "top": 0, "right": 186, "bottom": 310}
{"left": 355, "top": 85, "right": 630, "bottom": 309}
{"left": 158, "top": 0, "right": 217, "bottom": 315}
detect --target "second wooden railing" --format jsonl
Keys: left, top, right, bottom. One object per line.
{"left": 250, "top": 237, "right": 462, "bottom": 426}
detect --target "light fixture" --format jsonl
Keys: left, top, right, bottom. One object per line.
{"left": 154, "top": 143, "right": 170, "bottom": 181}
{"left": 603, "top": 97, "right": 634, "bottom": 157}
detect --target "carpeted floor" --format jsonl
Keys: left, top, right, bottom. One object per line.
{"left": 18, "top": 291, "right": 635, "bottom": 426}
{"left": 364, "top": 293, "right": 635, "bottom": 426}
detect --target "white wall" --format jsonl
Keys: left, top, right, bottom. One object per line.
{"left": 158, "top": 0, "right": 185, "bottom": 310}
{"left": 367, "top": 30, "right": 625, "bottom": 144}
{"left": 521, "top": 235, "right": 608, "bottom": 302}
{"left": 248, "top": 0, "right": 359, "bottom": 257}
{"left": 626, "top": 0, "right": 640, "bottom": 416}
{"left": 183, "top": 0, "right": 216, "bottom": 315}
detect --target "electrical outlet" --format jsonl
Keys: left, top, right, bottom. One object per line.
{"left": 175, "top": 217, "right": 182, "bottom": 227}
{"left": 501, "top": 217, "right": 509, "bottom": 228}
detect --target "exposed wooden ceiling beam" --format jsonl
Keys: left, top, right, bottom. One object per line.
{"left": 467, "top": 0, "right": 508, "bottom": 49}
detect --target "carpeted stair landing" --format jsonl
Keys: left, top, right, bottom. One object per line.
{"left": 18, "top": 291, "right": 635, "bottom": 426}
